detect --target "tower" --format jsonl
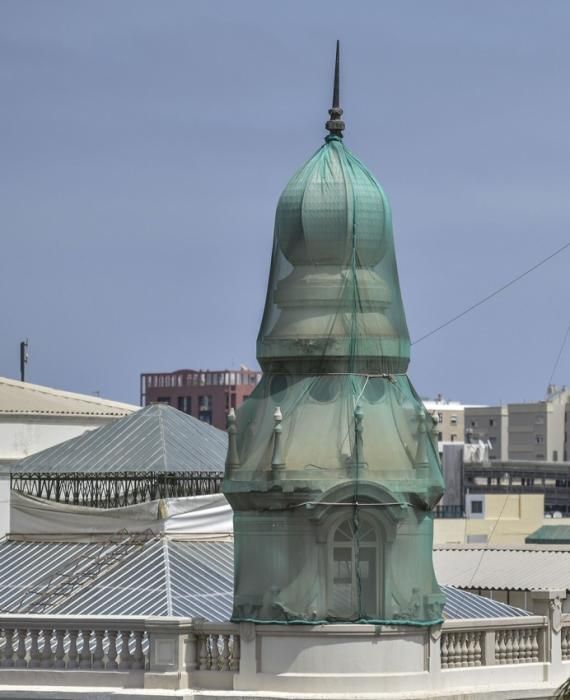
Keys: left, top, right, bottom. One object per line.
{"left": 223, "top": 42, "right": 445, "bottom": 625}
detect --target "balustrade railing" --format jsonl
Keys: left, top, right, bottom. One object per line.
{"left": 494, "top": 627, "right": 539, "bottom": 664}
{"left": 441, "top": 630, "right": 483, "bottom": 668}
{"left": 0, "top": 615, "right": 240, "bottom": 683}
{"left": 0, "top": 619, "right": 148, "bottom": 671}
{"left": 0, "top": 613, "right": 563, "bottom": 693}
{"left": 441, "top": 617, "right": 546, "bottom": 669}
{"left": 562, "top": 623, "right": 570, "bottom": 661}
{"left": 197, "top": 625, "right": 240, "bottom": 672}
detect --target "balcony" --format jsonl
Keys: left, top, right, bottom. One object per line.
{"left": 0, "top": 600, "right": 567, "bottom": 697}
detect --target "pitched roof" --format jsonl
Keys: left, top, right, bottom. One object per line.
{"left": 526, "top": 525, "right": 570, "bottom": 545}
{"left": 0, "top": 537, "right": 529, "bottom": 621}
{"left": 15, "top": 403, "right": 228, "bottom": 474}
{"left": 0, "top": 376, "right": 137, "bottom": 417}
{"left": 433, "top": 544, "right": 570, "bottom": 591}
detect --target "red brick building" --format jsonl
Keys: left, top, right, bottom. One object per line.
{"left": 140, "top": 367, "right": 261, "bottom": 429}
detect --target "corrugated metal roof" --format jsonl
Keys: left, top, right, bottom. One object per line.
{"left": 0, "top": 538, "right": 530, "bottom": 621}
{"left": 442, "top": 586, "right": 529, "bottom": 619}
{"left": 526, "top": 525, "right": 570, "bottom": 544}
{"left": 0, "top": 376, "right": 137, "bottom": 417}
{"left": 434, "top": 545, "right": 570, "bottom": 591}
{"left": 14, "top": 404, "right": 228, "bottom": 474}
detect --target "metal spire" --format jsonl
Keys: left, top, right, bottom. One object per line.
{"left": 326, "top": 40, "right": 345, "bottom": 137}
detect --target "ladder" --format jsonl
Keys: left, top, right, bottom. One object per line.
{"left": 14, "top": 529, "right": 157, "bottom": 614}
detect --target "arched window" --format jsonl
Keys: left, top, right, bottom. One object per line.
{"left": 330, "top": 514, "right": 381, "bottom": 619}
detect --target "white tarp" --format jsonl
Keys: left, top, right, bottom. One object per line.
{"left": 10, "top": 491, "right": 234, "bottom": 537}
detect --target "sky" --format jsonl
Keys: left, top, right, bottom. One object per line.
{"left": 1, "top": 0, "right": 569, "bottom": 406}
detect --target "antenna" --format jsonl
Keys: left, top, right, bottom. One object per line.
{"left": 19, "top": 339, "right": 29, "bottom": 382}
{"left": 325, "top": 40, "right": 345, "bottom": 137}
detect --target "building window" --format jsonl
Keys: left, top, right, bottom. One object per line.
{"left": 471, "top": 420, "right": 478, "bottom": 428}
{"left": 553, "top": 450, "right": 558, "bottom": 462}
{"left": 451, "top": 434, "right": 457, "bottom": 442}
{"left": 437, "top": 412, "right": 443, "bottom": 424}
{"left": 199, "top": 395, "right": 213, "bottom": 424}
{"left": 438, "top": 432, "right": 443, "bottom": 441}
{"left": 489, "top": 419, "right": 495, "bottom": 427}
{"left": 467, "top": 534, "right": 488, "bottom": 544}
{"left": 470, "top": 500, "right": 483, "bottom": 515}
{"left": 156, "top": 397, "right": 170, "bottom": 405}
{"left": 450, "top": 415, "right": 458, "bottom": 426}
{"left": 536, "top": 435, "right": 544, "bottom": 444}
{"left": 330, "top": 515, "right": 380, "bottom": 618}
{"left": 177, "top": 396, "right": 192, "bottom": 414}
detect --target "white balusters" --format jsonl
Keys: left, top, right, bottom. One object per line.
{"left": 495, "top": 628, "right": 540, "bottom": 664}
{"left": 106, "top": 629, "right": 119, "bottom": 670}
{"left": 40, "top": 629, "right": 53, "bottom": 668}
{"left": 132, "top": 630, "right": 145, "bottom": 670}
{"left": 562, "top": 626, "right": 570, "bottom": 660}
{"left": 199, "top": 634, "right": 209, "bottom": 670}
{"left": 118, "top": 630, "right": 132, "bottom": 670}
{"left": 79, "top": 629, "right": 91, "bottom": 669}
{"left": 0, "top": 620, "right": 217, "bottom": 676}
{"left": 67, "top": 629, "right": 79, "bottom": 669}
{"left": 210, "top": 633, "right": 220, "bottom": 671}
{"left": 230, "top": 635, "right": 240, "bottom": 672}
{"left": 441, "top": 631, "right": 483, "bottom": 668}
{"left": 15, "top": 629, "right": 27, "bottom": 668}
{"left": 29, "top": 629, "right": 40, "bottom": 668}
{"left": 54, "top": 629, "right": 65, "bottom": 669}
{"left": 92, "top": 630, "right": 105, "bottom": 670}
{"left": 2, "top": 628, "right": 15, "bottom": 668}
{"left": 196, "top": 631, "right": 240, "bottom": 672}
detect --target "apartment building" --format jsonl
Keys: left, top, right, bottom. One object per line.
{"left": 465, "top": 385, "right": 570, "bottom": 462}
{"left": 464, "top": 405, "right": 509, "bottom": 461}
{"left": 140, "top": 367, "right": 262, "bottom": 430}
{"left": 423, "top": 396, "right": 485, "bottom": 445}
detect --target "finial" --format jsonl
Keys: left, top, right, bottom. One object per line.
{"left": 326, "top": 40, "right": 345, "bottom": 137}
{"left": 271, "top": 406, "right": 286, "bottom": 474}
{"left": 225, "top": 408, "right": 240, "bottom": 471}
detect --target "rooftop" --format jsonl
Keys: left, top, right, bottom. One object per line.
{"left": 0, "top": 537, "right": 530, "bottom": 621}
{"left": 13, "top": 403, "right": 227, "bottom": 474}
{"left": 433, "top": 543, "right": 570, "bottom": 591}
{"left": 0, "top": 376, "right": 137, "bottom": 417}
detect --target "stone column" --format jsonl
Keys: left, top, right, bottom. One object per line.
{"left": 531, "top": 589, "right": 566, "bottom": 684}
{"left": 144, "top": 617, "right": 197, "bottom": 691}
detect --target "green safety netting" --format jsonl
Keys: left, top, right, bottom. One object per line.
{"left": 223, "top": 134, "right": 445, "bottom": 626}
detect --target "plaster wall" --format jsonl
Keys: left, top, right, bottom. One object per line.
{"left": 0, "top": 416, "right": 113, "bottom": 463}
{"left": 0, "top": 476, "right": 9, "bottom": 539}
{"left": 434, "top": 493, "right": 544, "bottom": 545}
{"left": 465, "top": 406, "right": 508, "bottom": 461}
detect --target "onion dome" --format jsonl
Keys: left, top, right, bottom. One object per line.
{"left": 257, "top": 41, "right": 410, "bottom": 375}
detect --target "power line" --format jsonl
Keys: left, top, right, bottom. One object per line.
{"left": 548, "top": 324, "right": 570, "bottom": 387}
{"left": 412, "top": 241, "right": 570, "bottom": 346}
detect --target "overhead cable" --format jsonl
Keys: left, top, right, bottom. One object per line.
{"left": 412, "top": 241, "right": 570, "bottom": 346}
{"left": 548, "top": 324, "right": 570, "bottom": 387}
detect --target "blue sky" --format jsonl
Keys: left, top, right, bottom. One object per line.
{"left": 1, "top": 1, "right": 569, "bottom": 405}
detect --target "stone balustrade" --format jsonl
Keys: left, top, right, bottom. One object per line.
{"left": 562, "top": 615, "right": 570, "bottom": 661}
{"left": 0, "top": 611, "right": 567, "bottom": 696}
{"left": 441, "top": 617, "right": 546, "bottom": 669}
{"left": 197, "top": 624, "right": 240, "bottom": 672}
{"left": 0, "top": 619, "right": 147, "bottom": 671}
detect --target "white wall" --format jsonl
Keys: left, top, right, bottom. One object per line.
{"left": 0, "top": 475, "right": 10, "bottom": 539}
{"left": 0, "top": 416, "right": 114, "bottom": 463}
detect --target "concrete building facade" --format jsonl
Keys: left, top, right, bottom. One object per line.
{"left": 465, "top": 405, "right": 509, "bottom": 460}
{"left": 464, "top": 386, "right": 570, "bottom": 462}
{"left": 423, "top": 398, "right": 466, "bottom": 444}
{"left": 140, "top": 367, "right": 261, "bottom": 429}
